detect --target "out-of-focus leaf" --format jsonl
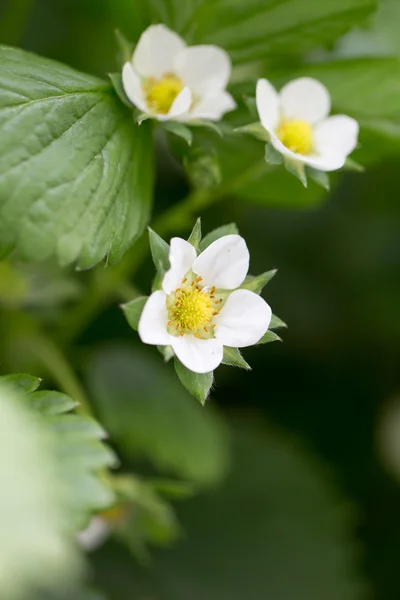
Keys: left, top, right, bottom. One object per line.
{"left": 0, "top": 381, "right": 81, "bottom": 599}
{"left": 148, "top": 0, "right": 377, "bottom": 64}
{"left": 0, "top": 45, "right": 153, "bottom": 268}
{"left": 93, "top": 424, "right": 366, "bottom": 600}
{"left": 0, "top": 372, "right": 41, "bottom": 393}
{"left": 199, "top": 223, "right": 239, "bottom": 251}
{"left": 235, "top": 122, "right": 269, "bottom": 142}
{"left": 174, "top": 358, "right": 213, "bottom": 405}
{"left": 121, "top": 297, "right": 148, "bottom": 331}
{"left": 86, "top": 345, "right": 229, "bottom": 486}
{"left": 27, "top": 390, "right": 79, "bottom": 416}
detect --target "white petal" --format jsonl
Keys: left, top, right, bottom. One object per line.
{"left": 122, "top": 62, "right": 147, "bottom": 112}
{"left": 133, "top": 24, "right": 186, "bottom": 79}
{"left": 174, "top": 45, "right": 231, "bottom": 96}
{"left": 269, "top": 131, "right": 346, "bottom": 172}
{"left": 192, "top": 234, "right": 249, "bottom": 290}
{"left": 256, "top": 78, "right": 280, "bottom": 132}
{"left": 171, "top": 335, "right": 223, "bottom": 374}
{"left": 313, "top": 115, "right": 359, "bottom": 158}
{"left": 280, "top": 77, "right": 331, "bottom": 124}
{"left": 162, "top": 238, "right": 197, "bottom": 294}
{"left": 190, "top": 91, "right": 236, "bottom": 121}
{"left": 214, "top": 289, "right": 272, "bottom": 348}
{"left": 167, "top": 87, "right": 192, "bottom": 120}
{"left": 138, "top": 291, "right": 171, "bottom": 345}
{"left": 77, "top": 517, "right": 110, "bottom": 552}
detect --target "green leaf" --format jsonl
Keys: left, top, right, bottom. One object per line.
{"left": 222, "top": 347, "right": 251, "bottom": 370}
{"left": 307, "top": 167, "right": 330, "bottom": 191}
{"left": 240, "top": 270, "right": 277, "bottom": 294}
{"left": 0, "top": 380, "right": 81, "bottom": 599}
{"left": 265, "top": 142, "right": 283, "bottom": 165}
{"left": 235, "top": 122, "right": 269, "bottom": 142}
{"left": 108, "top": 72, "right": 132, "bottom": 108}
{"left": 269, "top": 314, "right": 287, "bottom": 330}
{"left": 284, "top": 157, "right": 307, "bottom": 187}
{"left": 0, "top": 372, "right": 41, "bottom": 393}
{"left": 199, "top": 223, "right": 239, "bottom": 251}
{"left": 0, "top": 45, "right": 153, "bottom": 268}
{"left": 162, "top": 121, "right": 193, "bottom": 145}
{"left": 148, "top": 228, "right": 170, "bottom": 274}
{"left": 121, "top": 296, "right": 148, "bottom": 331}
{"left": 86, "top": 345, "right": 229, "bottom": 486}
{"left": 190, "top": 0, "right": 378, "bottom": 64}
{"left": 174, "top": 359, "right": 214, "bottom": 405}
{"left": 27, "top": 390, "right": 78, "bottom": 416}
{"left": 187, "top": 218, "right": 202, "bottom": 250}
{"left": 258, "top": 330, "right": 282, "bottom": 344}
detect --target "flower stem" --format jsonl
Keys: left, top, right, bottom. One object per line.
{"left": 58, "top": 159, "right": 266, "bottom": 345}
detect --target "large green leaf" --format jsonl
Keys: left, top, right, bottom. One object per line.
{"left": 0, "top": 45, "right": 153, "bottom": 269}
{"left": 86, "top": 345, "right": 229, "bottom": 486}
{"left": 0, "top": 380, "right": 81, "bottom": 599}
{"left": 92, "top": 424, "right": 366, "bottom": 600}
{"left": 148, "top": 0, "right": 377, "bottom": 64}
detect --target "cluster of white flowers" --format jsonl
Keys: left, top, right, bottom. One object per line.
{"left": 122, "top": 24, "right": 361, "bottom": 375}
{"left": 122, "top": 24, "right": 359, "bottom": 171}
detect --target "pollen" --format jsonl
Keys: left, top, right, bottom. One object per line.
{"left": 277, "top": 119, "right": 313, "bottom": 155}
{"left": 173, "top": 287, "right": 214, "bottom": 332}
{"left": 144, "top": 73, "right": 184, "bottom": 114}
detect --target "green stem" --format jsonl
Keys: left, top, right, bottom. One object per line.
{"left": 58, "top": 159, "right": 266, "bottom": 345}
{"left": 33, "top": 333, "right": 93, "bottom": 416}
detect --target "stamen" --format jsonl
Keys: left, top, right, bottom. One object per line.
{"left": 204, "top": 327, "right": 208, "bottom": 333}
{"left": 182, "top": 278, "right": 187, "bottom": 284}
{"left": 195, "top": 333, "right": 200, "bottom": 338}
{"left": 196, "top": 276, "right": 203, "bottom": 283}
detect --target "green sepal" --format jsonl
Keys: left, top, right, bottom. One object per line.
{"left": 162, "top": 121, "right": 193, "bottom": 146}
{"left": 258, "top": 330, "right": 282, "bottom": 344}
{"left": 187, "top": 218, "right": 202, "bottom": 251}
{"left": 307, "top": 167, "right": 330, "bottom": 191}
{"left": 344, "top": 157, "right": 365, "bottom": 172}
{"left": 174, "top": 359, "right": 214, "bottom": 405}
{"left": 241, "top": 270, "right": 277, "bottom": 294}
{"left": 157, "top": 345, "right": 174, "bottom": 362}
{"left": 189, "top": 119, "right": 223, "bottom": 137}
{"left": 222, "top": 347, "right": 251, "bottom": 370}
{"left": 152, "top": 271, "right": 164, "bottom": 292}
{"left": 199, "top": 223, "right": 239, "bottom": 252}
{"left": 114, "top": 28, "right": 134, "bottom": 65}
{"left": 135, "top": 112, "right": 151, "bottom": 125}
{"left": 108, "top": 73, "right": 132, "bottom": 108}
{"left": 243, "top": 95, "right": 257, "bottom": 118}
{"left": 284, "top": 157, "right": 307, "bottom": 187}
{"left": 235, "top": 122, "right": 269, "bottom": 142}
{"left": 121, "top": 296, "right": 148, "bottom": 331}
{"left": 0, "top": 373, "right": 41, "bottom": 394}
{"left": 265, "top": 142, "right": 283, "bottom": 165}
{"left": 269, "top": 314, "right": 287, "bottom": 330}
{"left": 148, "top": 228, "right": 170, "bottom": 274}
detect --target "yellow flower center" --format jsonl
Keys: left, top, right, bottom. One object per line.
{"left": 167, "top": 275, "right": 224, "bottom": 339}
{"left": 277, "top": 119, "right": 313, "bottom": 155}
{"left": 145, "top": 73, "right": 184, "bottom": 114}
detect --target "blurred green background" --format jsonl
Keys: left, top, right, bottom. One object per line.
{"left": 1, "top": 0, "right": 400, "bottom": 598}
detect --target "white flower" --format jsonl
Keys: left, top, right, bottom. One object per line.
{"left": 138, "top": 235, "right": 272, "bottom": 374}
{"left": 77, "top": 516, "right": 110, "bottom": 552}
{"left": 122, "top": 24, "right": 236, "bottom": 122}
{"left": 256, "top": 77, "right": 359, "bottom": 172}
